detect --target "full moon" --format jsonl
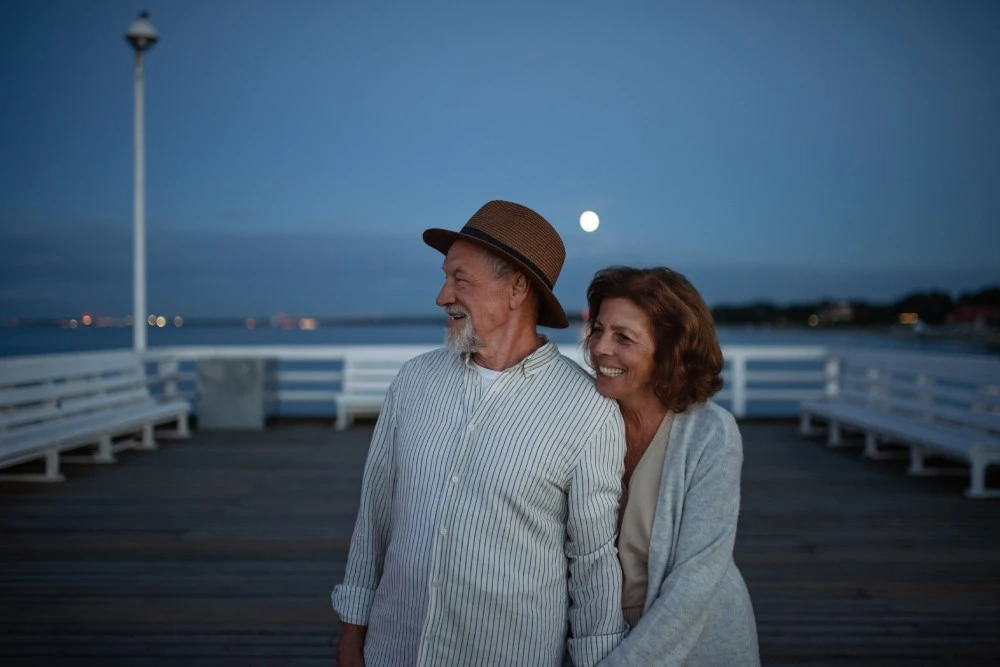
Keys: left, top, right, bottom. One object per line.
{"left": 580, "top": 210, "right": 600, "bottom": 232}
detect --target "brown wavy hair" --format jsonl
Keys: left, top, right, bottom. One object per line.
{"left": 584, "top": 266, "right": 724, "bottom": 413}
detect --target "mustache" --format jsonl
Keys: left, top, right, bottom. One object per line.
{"left": 445, "top": 306, "right": 470, "bottom": 318}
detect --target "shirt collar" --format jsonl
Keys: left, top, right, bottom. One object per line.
{"left": 461, "top": 336, "right": 559, "bottom": 377}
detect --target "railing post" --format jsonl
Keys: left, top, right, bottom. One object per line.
{"left": 159, "top": 359, "right": 179, "bottom": 397}
{"left": 824, "top": 353, "right": 840, "bottom": 398}
{"left": 730, "top": 354, "right": 747, "bottom": 418}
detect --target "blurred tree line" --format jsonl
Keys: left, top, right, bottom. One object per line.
{"left": 711, "top": 286, "right": 1000, "bottom": 327}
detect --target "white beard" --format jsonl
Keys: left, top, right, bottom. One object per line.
{"left": 445, "top": 308, "right": 482, "bottom": 354}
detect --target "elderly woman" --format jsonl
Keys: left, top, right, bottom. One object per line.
{"left": 586, "top": 266, "right": 760, "bottom": 667}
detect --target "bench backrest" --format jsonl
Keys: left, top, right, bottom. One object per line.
{"left": 340, "top": 346, "right": 437, "bottom": 397}
{"left": 834, "top": 349, "right": 1000, "bottom": 434}
{"left": 0, "top": 350, "right": 153, "bottom": 438}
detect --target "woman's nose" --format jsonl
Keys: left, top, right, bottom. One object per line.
{"left": 590, "top": 332, "right": 610, "bottom": 357}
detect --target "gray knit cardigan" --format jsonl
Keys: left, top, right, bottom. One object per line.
{"left": 596, "top": 401, "right": 761, "bottom": 667}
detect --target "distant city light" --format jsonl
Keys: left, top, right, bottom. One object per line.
{"left": 82, "top": 314, "right": 93, "bottom": 326}
{"left": 807, "top": 314, "right": 819, "bottom": 327}
{"left": 173, "top": 316, "right": 183, "bottom": 327}
{"left": 68, "top": 319, "right": 79, "bottom": 329}
{"left": 147, "top": 314, "right": 157, "bottom": 326}
{"left": 246, "top": 317, "right": 256, "bottom": 330}
{"left": 155, "top": 316, "right": 167, "bottom": 328}
{"left": 898, "top": 312, "right": 920, "bottom": 325}
{"left": 299, "top": 317, "right": 318, "bottom": 331}
{"left": 124, "top": 315, "right": 134, "bottom": 326}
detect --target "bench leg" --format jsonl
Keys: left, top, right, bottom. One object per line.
{"left": 334, "top": 403, "right": 353, "bottom": 431}
{"left": 966, "top": 457, "right": 988, "bottom": 499}
{"left": 799, "top": 413, "right": 813, "bottom": 436}
{"left": 44, "top": 450, "right": 62, "bottom": 480}
{"left": 908, "top": 446, "right": 925, "bottom": 475}
{"left": 826, "top": 422, "right": 841, "bottom": 447}
{"left": 862, "top": 433, "right": 908, "bottom": 461}
{"left": 95, "top": 435, "right": 116, "bottom": 463}
{"left": 336, "top": 413, "right": 354, "bottom": 431}
{"left": 135, "top": 424, "right": 158, "bottom": 451}
{"left": 62, "top": 435, "right": 118, "bottom": 464}
{"left": 177, "top": 413, "right": 190, "bottom": 438}
{"left": 864, "top": 432, "right": 878, "bottom": 458}
{"left": 0, "top": 450, "right": 69, "bottom": 483}
{"left": 157, "top": 413, "right": 192, "bottom": 440}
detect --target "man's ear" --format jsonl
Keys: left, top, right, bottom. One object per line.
{"left": 509, "top": 272, "right": 531, "bottom": 309}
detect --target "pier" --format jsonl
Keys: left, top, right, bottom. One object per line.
{"left": 0, "top": 419, "right": 998, "bottom": 666}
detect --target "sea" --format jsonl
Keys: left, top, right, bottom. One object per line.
{"left": 1, "top": 322, "right": 996, "bottom": 358}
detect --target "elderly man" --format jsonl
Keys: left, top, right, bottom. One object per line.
{"left": 333, "top": 200, "right": 627, "bottom": 667}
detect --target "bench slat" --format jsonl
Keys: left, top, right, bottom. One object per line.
{"left": 837, "top": 388, "right": 1000, "bottom": 433}
{"left": 0, "top": 372, "right": 144, "bottom": 409}
{"left": 840, "top": 373, "right": 1000, "bottom": 411}
{"left": 59, "top": 389, "right": 151, "bottom": 415}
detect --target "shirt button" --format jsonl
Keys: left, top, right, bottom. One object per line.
{"left": 450, "top": 475, "right": 459, "bottom": 483}
{"left": 439, "top": 527, "right": 448, "bottom": 536}
{"left": 467, "top": 423, "right": 476, "bottom": 432}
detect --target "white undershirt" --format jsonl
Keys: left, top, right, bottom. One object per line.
{"left": 471, "top": 361, "right": 503, "bottom": 393}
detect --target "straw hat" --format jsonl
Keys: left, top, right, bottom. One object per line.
{"left": 423, "top": 200, "right": 569, "bottom": 329}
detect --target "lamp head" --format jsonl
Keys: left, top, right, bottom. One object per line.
{"left": 125, "top": 11, "right": 158, "bottom": 52}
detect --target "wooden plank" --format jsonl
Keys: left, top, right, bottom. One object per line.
{"left": 0, "top": 420, "right": 997, "bottom": 666}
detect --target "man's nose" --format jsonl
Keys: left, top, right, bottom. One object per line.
{"left": 435, "top": 280, "right": 453, "bottom": 307}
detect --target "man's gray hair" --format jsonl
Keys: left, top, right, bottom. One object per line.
{"left": 482, "top": 250, "right": 540, "bottom": 318}
{"left": 481, "top": 250, "right": 517, "bottom": 280}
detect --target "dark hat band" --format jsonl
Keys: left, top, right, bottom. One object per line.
{"left": 460, "top": 226, "right": 554, "bottom": 289}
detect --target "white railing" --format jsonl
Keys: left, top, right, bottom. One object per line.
{"left": 6, "top": 345, "right": 997, "bottom": 422}
{"left": 135, "top": 344, "right": 834, "bottom": 418}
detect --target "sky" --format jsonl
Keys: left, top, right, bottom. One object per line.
{"left": 0, "top": 0, "right": 997, "bottom": 321}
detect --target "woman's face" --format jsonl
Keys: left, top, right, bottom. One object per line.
{"left": 588, "top": 297, "right": 658, "bottom": 405}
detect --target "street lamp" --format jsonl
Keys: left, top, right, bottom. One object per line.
{"left": 125, "top": 11, "right": 158, "bottom": 352}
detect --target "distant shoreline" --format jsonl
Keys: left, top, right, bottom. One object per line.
{"left": 1, "top": 316, "right": 996, "bottom": 348}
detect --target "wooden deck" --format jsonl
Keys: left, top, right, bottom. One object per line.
{"left": 0, "top": 420, "right": 998, "bottom": 666}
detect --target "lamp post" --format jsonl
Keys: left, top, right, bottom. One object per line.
{"left": 125, "top": 11, "right": 158, "bottom": 352}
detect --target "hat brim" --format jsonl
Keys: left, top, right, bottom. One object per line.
{"left": 423, "top": 228, "right": 569, "bottom": 329}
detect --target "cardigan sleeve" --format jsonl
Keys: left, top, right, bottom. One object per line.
{"left": 596, "top": 408, "right": 743, "bottom": 667}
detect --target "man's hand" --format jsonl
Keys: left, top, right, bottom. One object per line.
{"left": 336, "top": 622, "right": 367, "bottom": 667}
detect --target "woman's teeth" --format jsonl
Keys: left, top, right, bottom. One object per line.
{"left": 600, "top": 367, "right": 624, "bottom": 377}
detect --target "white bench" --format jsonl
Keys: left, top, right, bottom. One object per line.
{"left": 800, "top": 349, "right": 1000, "bottom": 498}
{"left": 333, "top": 346, "right": 435, "bottom": 430}
{"left": 0, "top": 350, "right": 191, "bottom": 482}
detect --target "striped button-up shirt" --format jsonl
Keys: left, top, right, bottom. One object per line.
{"left": 333, "top": 341, "right": 628, "bottom": 666}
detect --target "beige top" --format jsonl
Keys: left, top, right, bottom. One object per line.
{"left": 618, "top": 412, "right": 674, "bottom": 627}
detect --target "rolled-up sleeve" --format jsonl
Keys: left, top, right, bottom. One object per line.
{"left": 331, "top": 374, "right": 401, "bottom": 625}
{"left": 565, "top": 410, "right": 629, "bottom": 667}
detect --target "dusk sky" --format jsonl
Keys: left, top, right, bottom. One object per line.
{"left": 1, "top": 0, "right": 997, "bottom": 321}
